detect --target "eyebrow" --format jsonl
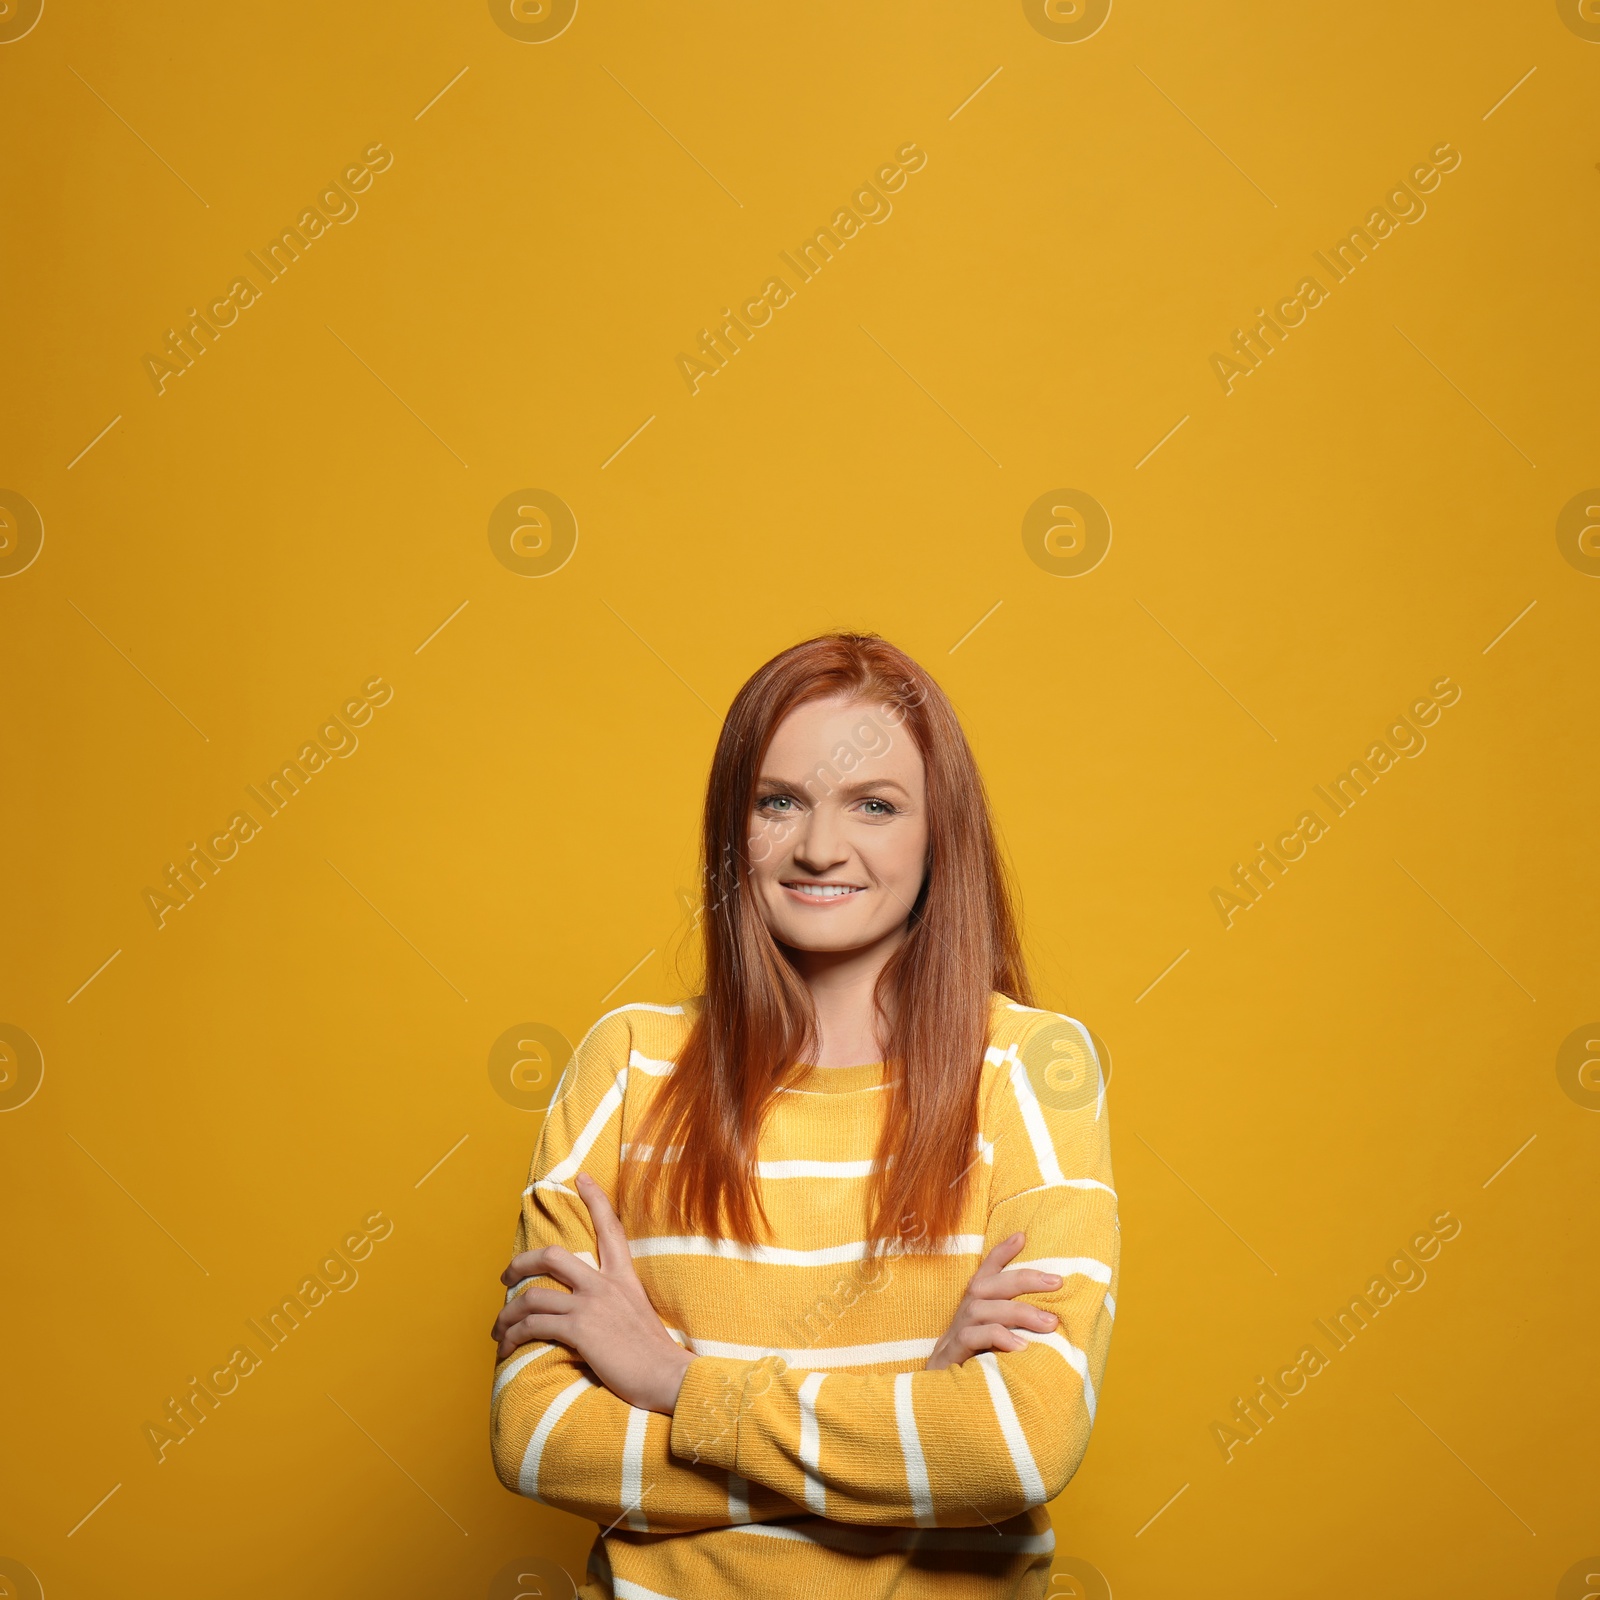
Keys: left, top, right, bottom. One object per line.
{"left": 756, "top": 774, "right": 911, "bottom": 798}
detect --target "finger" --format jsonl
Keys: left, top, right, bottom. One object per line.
{"left": 956, "top": 1322, "right": 1028, "bottom": 1359}
{"left": 969, "top": 1233, "right": 1025, "bottom": 1285}
{"left": 496, "top": 1312, "right": 580, "bottom": 1363}
{"left": 958, "top": 1300, "right": 1059, "bottom": 1332}
{"left": 968, "top": 1267, "right": 1066, "bottom": 1300}
{"left": 501, "top": 1247, "right": 561, "bottom": 1286}
{"left": 490, "top": 1286, "right": 571, "bottom": 1340}
{"left": 575, "top": 1170, "right": 637, "bottom": 1278}
{"left": 500, "top": 1245, "right": 598, "bottom": 1294}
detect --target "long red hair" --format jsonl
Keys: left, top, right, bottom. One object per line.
{"left": 627, "top": 632, "right": 1033, "bottom": 1250}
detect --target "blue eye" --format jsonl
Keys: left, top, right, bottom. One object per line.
{"left": 860, "top": 799, "right": 894, "bottom": 815}
{"left": 760, "top": 795, "right": 794, "bottom": 812}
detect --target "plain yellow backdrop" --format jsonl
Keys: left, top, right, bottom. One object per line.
{"left": 2, "top": 1, "right": 1597, "bottom": 1595}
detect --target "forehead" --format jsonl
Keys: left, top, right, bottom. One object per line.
{"left": 761, "top": 695, "right": 924, "bottom": 784}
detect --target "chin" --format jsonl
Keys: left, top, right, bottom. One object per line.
{"left": 779, "top": 930, "right": 869, "bottom": 953}
{"left": 770, "top": 917, "right": 897, "bottom": 955}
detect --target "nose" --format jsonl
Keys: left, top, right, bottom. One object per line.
{"left": 791, "top": 801, "right": 849, "bottom": 875}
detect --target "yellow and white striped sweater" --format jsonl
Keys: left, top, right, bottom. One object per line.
{"left": 490, "top": 995, "right": 1120, "bottom": 1600}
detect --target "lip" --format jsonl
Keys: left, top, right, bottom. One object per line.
{"left": 779, "top": 881, "right": 867, "bottom": 907}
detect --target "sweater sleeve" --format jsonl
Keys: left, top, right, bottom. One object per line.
{"left": 666, "top": 1010, "right": 1120, "bottom": 1527}
{"left": 488, "top": 1007, "right": 804, "bottom": 1532}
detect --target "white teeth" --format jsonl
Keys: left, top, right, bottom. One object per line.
{"left": 790, "top": 884, "right": 859, "bottom": 897}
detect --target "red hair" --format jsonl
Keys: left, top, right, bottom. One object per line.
{"left": 626, "top": 632, "right": 1033, "bottom": 1250}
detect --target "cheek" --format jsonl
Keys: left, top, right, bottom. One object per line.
{"left": 873, "top": 825, "right": 928, "bottom": 890}
{"left": 747, "top": 814, "right": 791, "bottom": 867}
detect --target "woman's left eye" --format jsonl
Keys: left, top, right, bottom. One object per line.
{"left": 859, "top": 798, "right": 895, "bottom": 816}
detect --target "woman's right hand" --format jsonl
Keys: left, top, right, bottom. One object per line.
{"left": 925, "top": 1233, "right": 1063, "bottom": 1371}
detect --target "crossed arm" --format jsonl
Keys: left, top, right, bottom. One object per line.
{"left": 487, "top": 1024, "right": 1119, "bottom": 1533}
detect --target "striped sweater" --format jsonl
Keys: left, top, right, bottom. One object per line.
{"left": 490, "top": 995, "right": 1120, "bottom": 1600}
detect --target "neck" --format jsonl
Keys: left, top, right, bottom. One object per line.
{"left": 785, "top": 924, "right": 907, "bottom": 1066}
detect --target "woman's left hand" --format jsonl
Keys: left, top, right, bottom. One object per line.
{"left": 491, "top": 1171, "right": 694, "bottom": 1415}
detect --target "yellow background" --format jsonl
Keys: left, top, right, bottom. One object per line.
{"left": 2, "top": 1, "right": 1597, "bottom": 1595}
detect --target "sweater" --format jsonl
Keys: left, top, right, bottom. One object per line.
{"left": 490, "top": 994, "right": 1120, "bottom": 1600}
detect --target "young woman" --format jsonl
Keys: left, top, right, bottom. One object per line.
{"left": 489, "top": 633, "right": 1119, "bottom": 1599}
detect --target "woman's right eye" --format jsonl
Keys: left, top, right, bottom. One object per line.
{"left": 759, "top": 795, "right": 794, "bottom": 812}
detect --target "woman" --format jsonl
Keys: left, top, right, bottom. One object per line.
{"left": 489, "top": 633, "right": 1119, "bottom": 1599}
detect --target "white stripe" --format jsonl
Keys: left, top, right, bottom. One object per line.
{"left": 994, "top": 1015, "right": 1104, "bottom": 1117}
{"left": 893, "top": 1372, "right": 936, "bottom": 1526}
{"left": 1008, "top": 1178, "right": 1118, "bottom": 1201}
{"left": 1052, "top": 1014, "right": 1105, "bottom": 1122}
{"left": 727, "top": 1472, "right": 751, "bottom": 1523}
{"left": 977, "top": 1134, "right": 995, "bottom": 1164}
{"left": 1007, "top": 1055, "right": 1067, "bottom": 1187}
{"left": 678, "top": 1334, "right": 937, "bottom": 1369}
{"left": 540, "top": 1003, "right": 681, "bottom": 1151}
{"left": 733, "top": 1522, "right": 1054, "bottom": 1555}
{"left": 798, "top": 1372, "right": 828, "bottom": 1514}
{"left": 620, "top": 1142, "right": 682, "bottom": 1162}
{"left": 629, "top": 1234, "right": 984, "bottom": 1267}
{"left": 621, "top": 1407, "right": 650, "bottom": 1531}
{"left": 579, "top": 1001, "right": 683, "bottom": 1035}
{"left": 518, "top": 1376, "right": 594, "bottom": 1498}
{"left": 491, "top": 1343, "right": 552, "bottom": 1403}
{"left": 1104, "top": 1291, "right": 1117, "bottom": 1320}
{"left": 756, "top": 1158, "right": 878, "bottom": 1179}
{"left": 1017, "top": 1255, "right": 1113, "bottom": 1285}
{"left": 976, "top": 1353, "right": 1047, "bottom": 1506}
{"left": 541, "top": 1067, "right": 627, "bottom": 1186}
{"left": 614, "top": 1581, "right": 679, "bottom": 1600}
{"left": 628, "top": 1047, "right": 676, "bottom": 1076}
{"left": 1019, "top": 1330, "right": 1097, "bottom": 1423}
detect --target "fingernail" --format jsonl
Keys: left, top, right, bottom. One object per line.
{"left": 1043, "top": 1312, "right": 1058, "bottom": 1326}
{"left": 1043, "top": 1274, "right": 1062, "bottom": 1288}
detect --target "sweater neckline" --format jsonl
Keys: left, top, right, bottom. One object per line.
{"left": 784, "top": 1061, "right": 888, "bottom": 1095}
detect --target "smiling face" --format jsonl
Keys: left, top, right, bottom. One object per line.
{"left": 747, "top": 695, "right": 930, "bottom": 959}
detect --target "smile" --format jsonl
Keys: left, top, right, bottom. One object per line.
{"left": 781, "top": 882, "right": 866, "bottom": 901}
